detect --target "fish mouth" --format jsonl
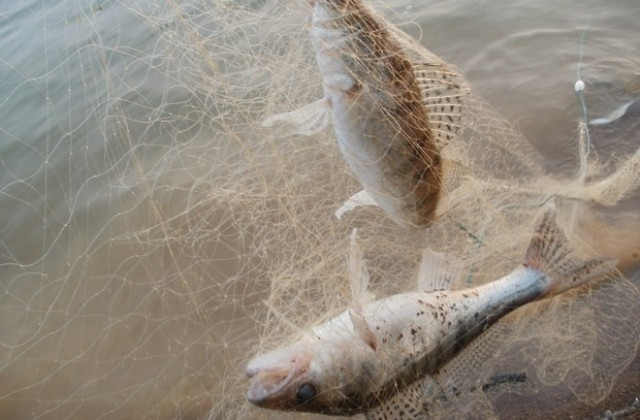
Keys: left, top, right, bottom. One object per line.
{"left": 245, "top": 353, "right": 310, "bottom": 408}
{"left": 246, "top": 367, "right": 295, "bottom": 406}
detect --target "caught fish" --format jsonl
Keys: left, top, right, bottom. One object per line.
{"left": 245, "top": 204, "right": 615, "bottom": 417}
{"left": 263, "top": 0, "right": 468, "bottom": 227}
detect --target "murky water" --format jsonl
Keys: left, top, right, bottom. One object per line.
{"left": 0, "top": 0, "right": 638, "bottom": 418}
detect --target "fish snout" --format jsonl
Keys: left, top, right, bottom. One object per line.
{"left": 245, "top": 351, "right": 313, "bottom": 408}
{"left": 246, "top": 367, "right": 297, "bottom": 408}
{"left": 245, "top": 365, "right": 257, "bottom": 378}
{"left": 246, "top": 374, "right": 270, "bottom": 405}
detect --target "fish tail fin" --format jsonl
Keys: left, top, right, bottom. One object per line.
{"left": 524, "top": 203, "right": 617, "bottom": 295}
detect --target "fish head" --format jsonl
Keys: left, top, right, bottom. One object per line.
{"left": 245, "top": 342, "right": 314, "bottom": 410}
{"left": 309, "top": 0, "right": 416, "bottom": 103}
{"left": 245, "top": 331, "right": 382, "bottom": 415}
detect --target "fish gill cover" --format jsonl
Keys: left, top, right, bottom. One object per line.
{"left": 0, "top": 0, "right": 639, "bottom": 419}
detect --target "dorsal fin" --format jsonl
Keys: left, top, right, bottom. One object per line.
{"left": 440, "top": 158, "right": 473, "bottom": 194}
{"left": 412, "top": 62, "right": 468, "bottom": 150}
{"left": 417, "top": 250, "right": 463, "bottom": 292}
{"left": 432, "top": 159, "right": 476, "bottom": 218}
{"left": 348, "top": 229, "right": 377, "bottom": 350}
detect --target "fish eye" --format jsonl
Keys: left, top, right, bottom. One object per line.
{"left": 295, "top": 383, "right": 317, "bottom": 405}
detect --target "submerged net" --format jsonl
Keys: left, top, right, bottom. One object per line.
{"left": 0, "top": 0, "right": 639, "bottom": 419}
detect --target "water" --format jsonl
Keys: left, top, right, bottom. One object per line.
{"left": 406, "top": 0, "right": 640, "bottom": 168}
{"left": 0, "top": 0, "right": 638, "bottom": 418}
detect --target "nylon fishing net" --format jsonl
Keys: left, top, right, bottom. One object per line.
{"left": 0, "top": 0, "right": 639, "bottom": 419}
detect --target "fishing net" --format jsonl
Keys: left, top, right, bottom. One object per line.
{"left": 0, "top": 0, "right": 639, "bottom": 419}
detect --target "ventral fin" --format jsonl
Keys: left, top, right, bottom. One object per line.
{"left": 260, "top": 99, "right": 330, "bottom": 135}
{"left": 417, "top": 250, "right": 463, "bottom": 292}
{"left": 365, "top": 379, "right": 427, "bottom": 419}
{"left": 349, "top": 229, "right": 376, "bottom": 351}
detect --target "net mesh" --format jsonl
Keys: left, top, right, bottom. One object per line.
{"left": 0, "top": 0, "right": 639, "bottom": 419}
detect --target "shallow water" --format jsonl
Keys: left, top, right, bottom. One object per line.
{"left": 0, "top": 0, "right": 638, "bottom": 418}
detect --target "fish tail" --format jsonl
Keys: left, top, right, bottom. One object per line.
{"left": 524, "top": 203, "right": 617, "bottom": 295}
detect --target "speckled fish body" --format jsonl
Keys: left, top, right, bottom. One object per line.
{"left": 245, "top": 205, "right": 614, "bottom": 416}
{"left": 249, "top": 273, "right": 534, "bottom": 414}
{"left": 310, "top": 0, "right": 444, "bottom": 227}
{"left": 246, "top": 270, "right": 543, "bottom": 415}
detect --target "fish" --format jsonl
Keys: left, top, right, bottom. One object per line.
{"left": 262, "top": 0, "right": 468, "bottom": 227}
{"left": 245, "top": 203, "right": 615, "bottom": 417}
{"left": 589, "top": 99, "right": 637, "bottom": 126}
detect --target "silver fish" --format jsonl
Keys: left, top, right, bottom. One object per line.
{"left": 264, "top": 0, "right": 468, "bottom": 227}
{"left": 245, "top": 204, "right": 615, "bottom": 416}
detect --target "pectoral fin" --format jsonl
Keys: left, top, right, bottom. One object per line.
{"left": 261, "top": 99, "right": 330, "bottom": 135}
{"left": 349, "top": 229, "right": 376, "bottom": 351}
{"left": 349, "top": 310, "right": 377, "bottom": 351}
{"left": 335, "top": 189, "right": 378, "bottom": 219}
